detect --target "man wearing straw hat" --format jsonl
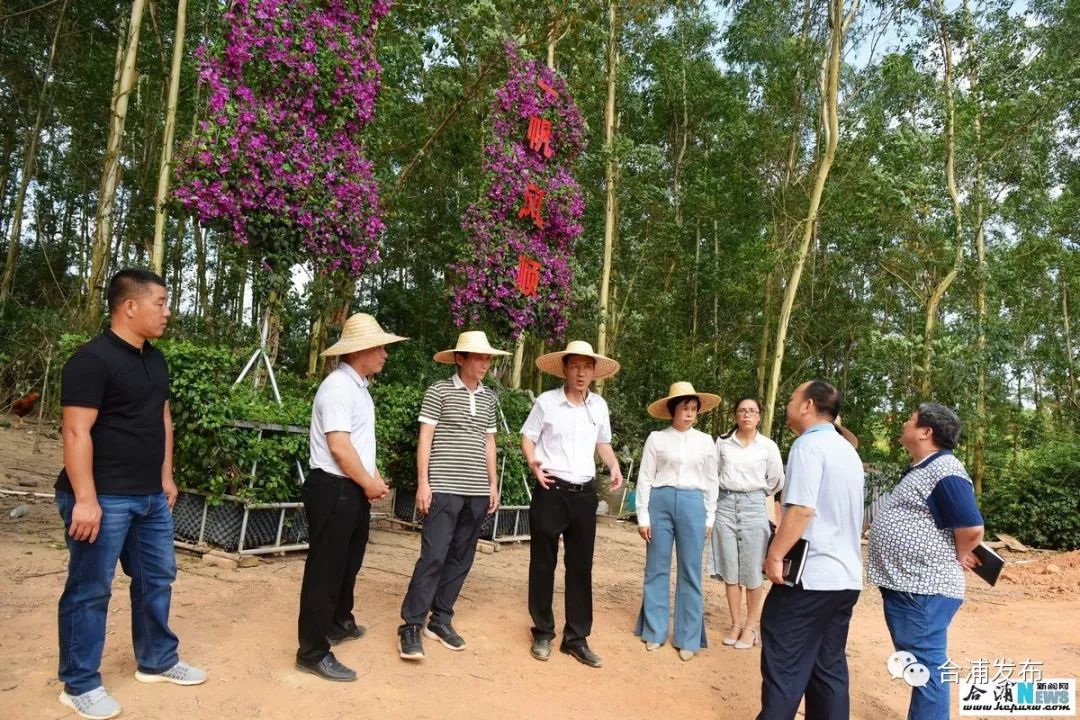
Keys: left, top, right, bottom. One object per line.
{"left": 521, "top": 340, "right": 624, "bottom": 668}
{"left": 295, "top": 313, "right": 407, "bottom": 682}
{"left": 397, "top": 331, "right": 510, "bottom": 661}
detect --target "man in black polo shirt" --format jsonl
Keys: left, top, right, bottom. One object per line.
{"left": 55, "top": 269, "right": 206, "bottom": 720}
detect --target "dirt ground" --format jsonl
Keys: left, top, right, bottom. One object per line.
{"left": 2, "top": 421, "right": 1078, "bottom": 720}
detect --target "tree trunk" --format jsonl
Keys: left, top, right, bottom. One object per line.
{"left": 0, "top": 125, "right": 18, "bottom": 227}
{"left": 151, "top": 0, "right": 188, "bottom": 273}
{"left": 1063, "top": 265, "right": 1077, "bottom": 407}
{"left": 596, "top": 0, "right": 619, "bottom": 391}
{"left": 0, "top": 0, "right": 67, "bottom": 302}
{"left": 691, "top": 221, "right": 700, "bottom": 342}
{"left": 85, "top": 0, "right": 147, "bottom": 324}
{"left": 921, "top": 0, "right": 964, "bottom": 398}
{"left": 170, "top": 214, "right": 185, "bottom": 315}
{"left": 713, "top": 218, "right": 720, "bottom": 376}
{"left": 756, "top": 268, "right": 776, "bottom": 402}
{"left": 511, "top": 337, "right": 525, "bottom": 389}
{"left": 972, "top": 121, "right": 987, "bottom": 495}
{"left": 194, "top": 221, "right": 207, "bottom": 317}
{"left": 761, "top": 0, "right": 858, "bottom": 435}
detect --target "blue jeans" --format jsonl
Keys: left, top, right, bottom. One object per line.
{"left": 56, "top": 491, "right": 179, "bottom": 694}
{"left": 881, "top": 588, "right": 963, "bottom": 720}
{"left": 634, "top": 487, "right": 708, "bottom": 651}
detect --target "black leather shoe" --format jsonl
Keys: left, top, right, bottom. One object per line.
{"left": 560, "top": 643, "right": 602, "bottom": 668}
{"left": 328, "top": 622, "right": 367, "bottom": 646}
{"left": 530, "top": 637, "right": 552, "bottom": 661}
{"left": 295, "top": 652, "right": 357, "bottom": 682}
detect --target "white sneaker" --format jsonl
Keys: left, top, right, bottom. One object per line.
{"left": 134, "top": 660, "right": 208, "bottom": 686}
{"left": 58, "top": 686, "right": 122, "bottom": 720}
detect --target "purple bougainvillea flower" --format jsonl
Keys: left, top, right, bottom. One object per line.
{"left": 450, "top": 41, "right": 585, "bottom": 341}
{"left": 173, "top": 0, "right": 390, "bottom": 277}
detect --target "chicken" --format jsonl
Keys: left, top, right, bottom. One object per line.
{"left": 10, "top": 391, "right": 39, "bottom": 428}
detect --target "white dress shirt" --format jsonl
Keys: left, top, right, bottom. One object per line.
{"left": 783, "top": 423, "right": 865, "bottom": 590}
{"left": 636, "top": 426, "right": 720, "bottom": 528}
{"left": 716, "top": 430, "right": 785, "bottom": 494}
{"left": 520, "top": 388, "right": 612, "bottom": 484}
{"left": 309, "top": 363, "right": 377, "bottom": 478}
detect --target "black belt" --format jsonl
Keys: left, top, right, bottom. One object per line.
{"left": 545, "top": 476, "right": 594, "bottom": 493}
{"left": 310, "top": 468, "right": 350, "bottom": 482}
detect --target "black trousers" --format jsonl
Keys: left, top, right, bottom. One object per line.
{"left": 757, "top": 583, "right": 861, "bottom": 720}
{"left": 528, "top": 482, "right": 598, "bottom": 648}
{"left": 296, "top": 469, "right": 371, "bottom": 664}
{"left": 400, "top": 493, "right": 489, "bottom": 628}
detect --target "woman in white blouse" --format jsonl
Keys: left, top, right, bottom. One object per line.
{"left": 707, "top": 396, "right": 784, "bottom": 650}
{"left": 633, "top": 382, "right": 721, "bottom": 661}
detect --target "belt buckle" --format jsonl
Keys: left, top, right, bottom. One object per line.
{"left": 565, "top": 482, "right": 584, "bottom": 493}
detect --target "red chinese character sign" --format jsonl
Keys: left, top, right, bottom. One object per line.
{"left": 451, "top": 42, "right": 586, "bottom": 340}
{"left": 517, "top": 183, "right": 546, "bottom": 228}
{"left": 527, "top": 117, "right": 553, "bottom": 159}
{"left": 515, "top": 255, "right": 541, "bottom": 296}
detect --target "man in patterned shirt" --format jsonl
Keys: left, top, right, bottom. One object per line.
{"left": 397, "top": 331, "right": 509, "bottom": 661}
{"left": 868, "top": 403, "right": 984, "bottom": 720}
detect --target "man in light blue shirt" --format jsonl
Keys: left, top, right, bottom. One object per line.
{"left": 758, "top": 380, "right": 864, "bottom": 720}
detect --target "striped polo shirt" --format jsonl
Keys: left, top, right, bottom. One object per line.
{"left": 418, "top": 374, "right": 498, "bottom": 496}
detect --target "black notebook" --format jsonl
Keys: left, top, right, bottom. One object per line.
{"left": 782, "top": 539, "right": 810, "bottom": 587}
{"left": 971, "top": 542, "right": 1005, "bottom": 587}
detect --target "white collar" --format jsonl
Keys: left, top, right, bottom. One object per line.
{"left": 451, "top": 373, "right": 486, "bottom": 394}
{"left": 559, "top": 386, "right": 596, "bottom": 407}
{"left": 338, "top": 362, "right": 369, "bottom": 389}
{"left": 723, "top": 429, "right": 762, "bottom": 447}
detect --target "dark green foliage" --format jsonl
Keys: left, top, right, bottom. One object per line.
{"left": 983, "top": 442, "right": 1080, "bottom": 551}
{"left": 493, "top": 387, "right": 535, "bottom": 506}
{"left": 369, "top": 380, "right": 424, "bottom": 492}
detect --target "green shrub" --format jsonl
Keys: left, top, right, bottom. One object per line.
{"left": 982, "top": 441, "right": 1080, "bottom": 550}
{"left": 494, "top": 387, "right": 535, "bottom": 506}
{"left": 369, "top": 380, "right": 424, "bottom": 490}
{"left": 163, "top": 339, "right": 313, "bottom": 503}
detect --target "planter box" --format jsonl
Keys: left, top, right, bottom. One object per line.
{"left": 390, "top": 489, "right": 529, "bottom": 543}
{"left": 172, "top": 489, "right": 308, "bottom": 555}
{"left": 482, "top": 506, "right": 530, "bottom": 541}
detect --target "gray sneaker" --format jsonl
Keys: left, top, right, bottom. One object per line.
{"left": 134, "top": 660, "right": 208, "bottom": 686}
{"left": 58, "top": 686, "right": 122, "bottom": 720}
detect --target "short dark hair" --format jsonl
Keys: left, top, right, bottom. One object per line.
{"left": 916, "top": 403, "right": 962, "bottom": 449}
{"left": 666, "top": 395, "right": 700, "bottom": 417}
{"left": 803, "top": 379, "right": 842, "bottom": 420}
{"left": 107, "top": 268, "right": 166, "bottom": 313}
{"left": 562, "top": 354, "right": 595, "bottom": 369}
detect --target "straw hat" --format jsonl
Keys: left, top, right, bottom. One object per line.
{"left": 535, "top": 340, "right": 620, "bottom": 380}
{"left": 647, "top": 381, "right": 721, "bottom": 420}
{"left": 321, "top": 313, "right": 408, "bottom": 357}
{"left": 433, "top": 331, "right": 511, "bottom": 364}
